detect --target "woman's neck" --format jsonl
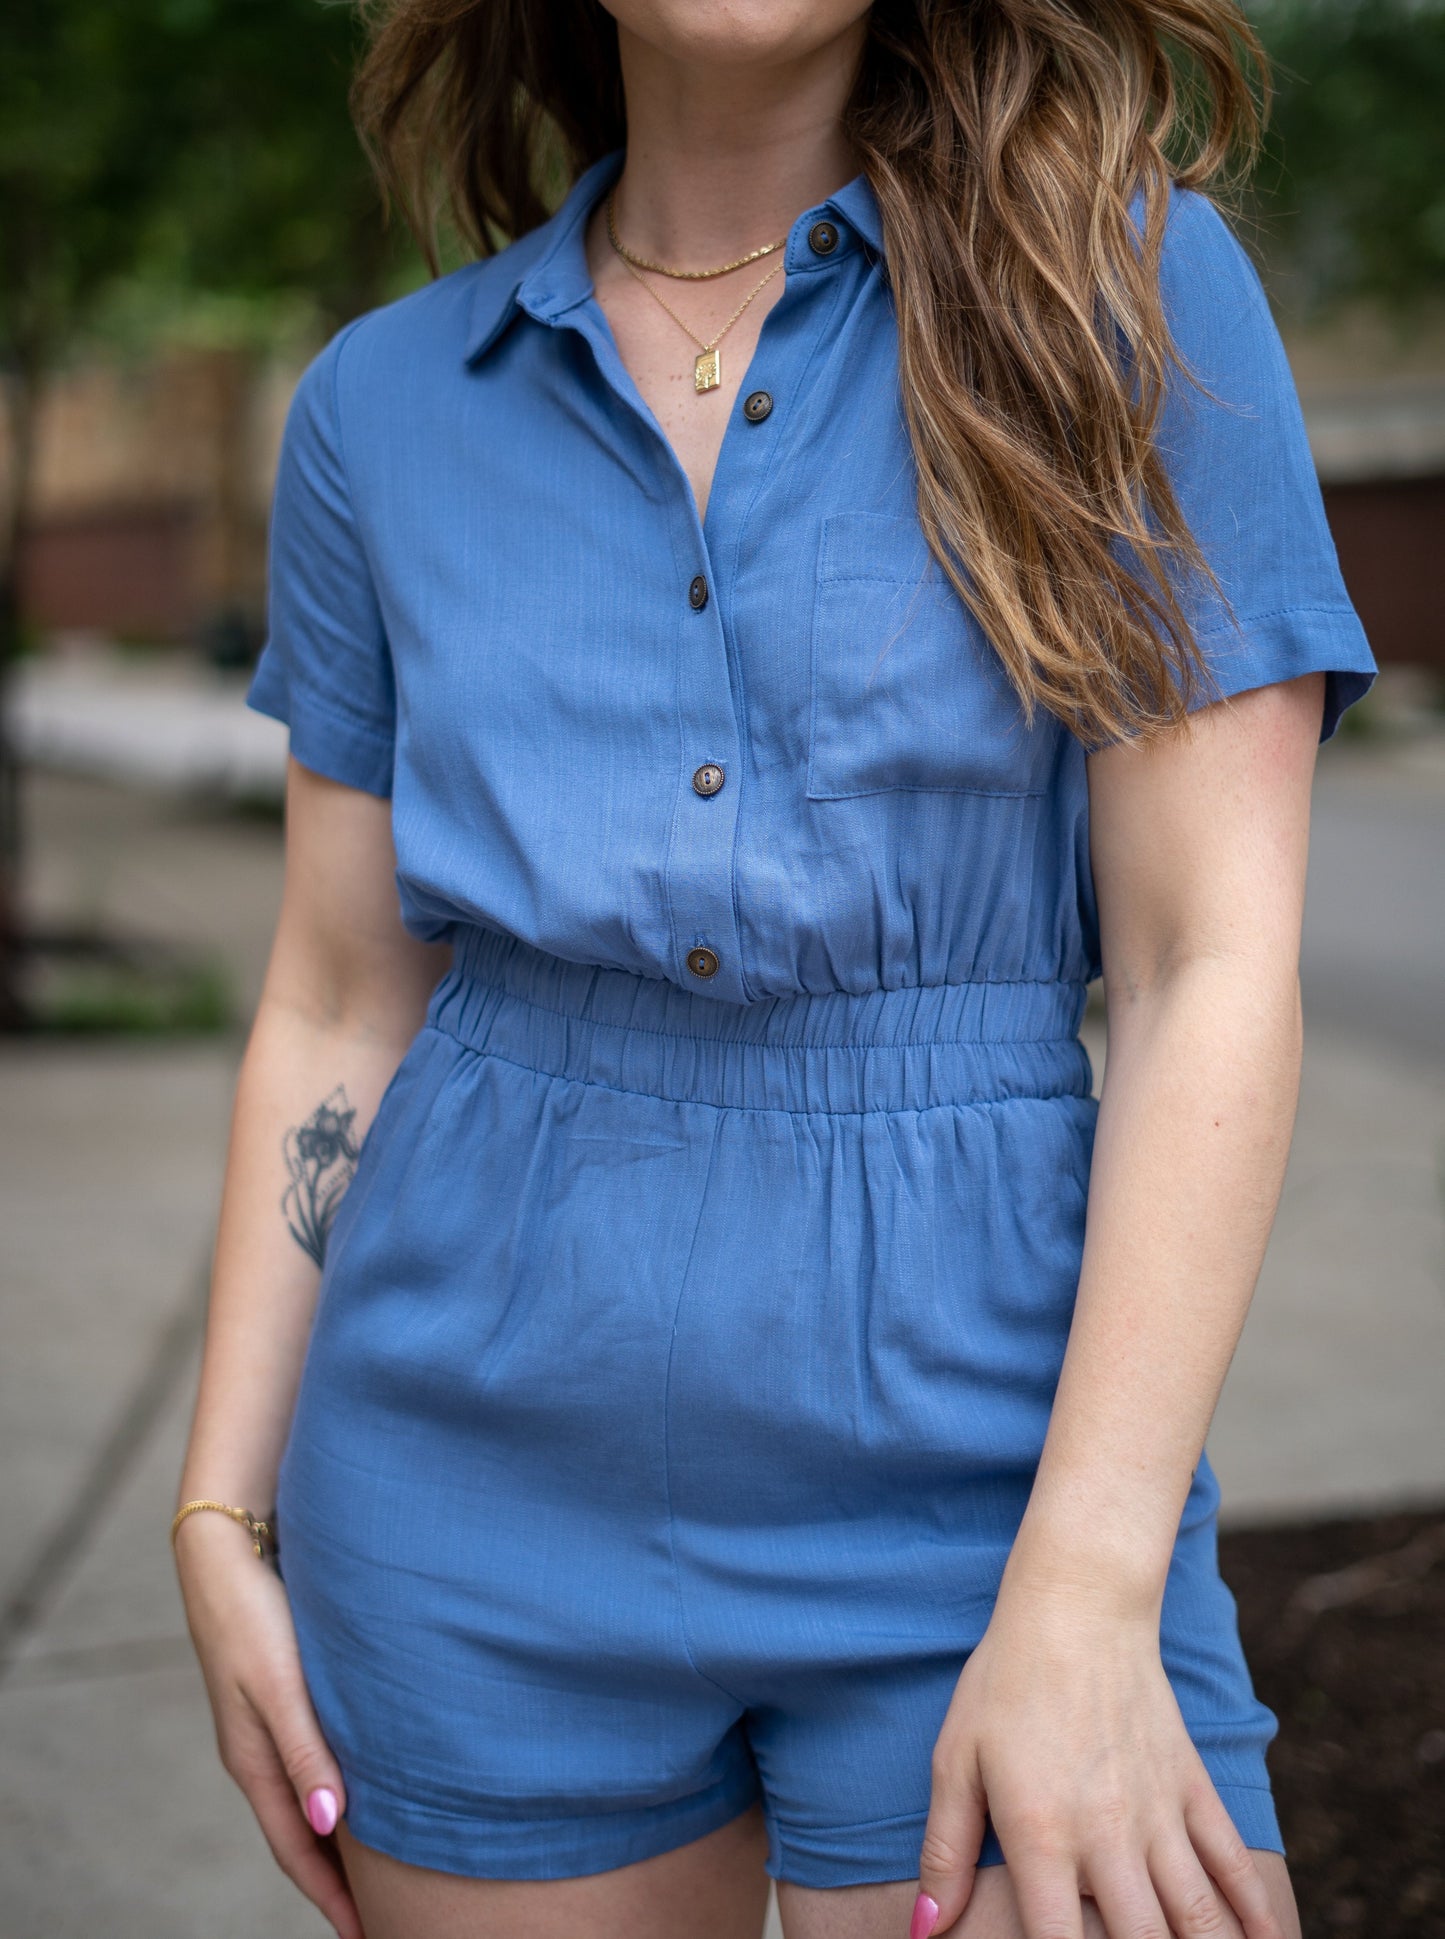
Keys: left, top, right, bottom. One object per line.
{"left": 609, "top": 17, "right": 866, "bottom": 270}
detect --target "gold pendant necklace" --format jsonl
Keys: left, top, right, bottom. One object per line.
{"left": 605, "top": 191, "right": 788, "bottom": 392}
{"left": 612, "top": 250, "right": 783, "bottom": 393}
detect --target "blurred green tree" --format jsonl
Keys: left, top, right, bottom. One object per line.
{"left": 1250, "top": 0, "right": 1445, "bottom": 312}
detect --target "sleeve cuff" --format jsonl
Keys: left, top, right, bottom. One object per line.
{"left": 1190, "top": 604, "right": 1378, "bottom": 744}
{"left": 246, "top": 648, "right": 394, "bottom": 798}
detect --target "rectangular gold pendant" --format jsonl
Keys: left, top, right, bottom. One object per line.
{"left": 694, "top": 347, "right": 721, "bottom": 393}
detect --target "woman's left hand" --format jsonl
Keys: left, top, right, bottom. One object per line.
{"left": 913, "top": 1586, "right": 1288, "bottom": 1939}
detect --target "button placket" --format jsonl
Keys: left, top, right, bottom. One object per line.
{"left": 520, "top": 187, "right": 871, "bottom": 1006}
{"left": 536, "top": 288, "right": 753, "bottom": 1000}
{"left": 570, "top": 234, "right": 856, "bottom": 1005}
{"left": 667, "top": 213, "right": 865, "bottom": 1000}
{"left": 665, "top": 225, "right": 852, "bottom": 1001}
{"left": 666, "top": 546, "right": 747, "bottom": 999}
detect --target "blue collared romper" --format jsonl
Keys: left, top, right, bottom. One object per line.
{"left": 247, "top": 150, "right": 1377, "bottom": 1887}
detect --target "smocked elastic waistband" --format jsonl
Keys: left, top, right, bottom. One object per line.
{"left": 425, "top": 926, "right": 1093, "bottom": 1115}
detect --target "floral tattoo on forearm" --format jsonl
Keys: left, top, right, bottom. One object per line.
{"left": 281, "top": 1086, "right": 360, "bottom": 1267}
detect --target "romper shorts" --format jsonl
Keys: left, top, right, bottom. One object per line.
{"left": 273, "top": 923, "right": 1284, "bottom": 1887}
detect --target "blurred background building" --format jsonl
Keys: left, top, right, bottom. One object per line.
{"left": 1, "top": 2, "right": 1442, "bottom": 1936}
{"left": 14, "top": 347, "right": 288, "bottom": 657}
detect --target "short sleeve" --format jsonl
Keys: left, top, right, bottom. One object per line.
{"left": 246, "top": 320, "right": 396, "bottom": 796}
{"left": 1146, "top": 185, "right": 1377, "bottom": 743}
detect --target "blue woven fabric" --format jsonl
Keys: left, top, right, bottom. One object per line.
{"left": 251, "top": 151, "right": 1373, "bottom": 1885}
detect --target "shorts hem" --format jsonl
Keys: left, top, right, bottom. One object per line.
{"left": 764, "top": 1782, "right": 1285, "bottom": 1890}
{"left": 765, "top": 1807, "right": 931, "bottom": 1888}
{"left": 335, "top": 1765, "right": 764, "bottom": 1882}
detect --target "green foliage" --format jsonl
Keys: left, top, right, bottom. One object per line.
{"left": 0, "top": 0, "right": 412, "bottom": 380}
{"left": 122, "top": 0, "right": 409, "bottom": 325}
{"left": 1252, "top": 0, "right": 1445, "bottom": 313}
{"left": 1, "top": 1, "right": 168, "bottom": 376}
{"left": 26, "top": 945, "right": 234, "bottom": 1034}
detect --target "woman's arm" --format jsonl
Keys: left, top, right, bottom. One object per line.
{"left": 1006, "top": 674, "right": 1318, "bottom": 1614}
{"left": 174, "top": 756, "right": 450, "bottom": 1938}
{"left": 918, "top": 673, "right": 1324, "bottom": 1939}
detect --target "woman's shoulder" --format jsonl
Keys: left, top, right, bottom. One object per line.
{"left": 1111, "top": 177, "right": 1290, "bottom": 404}
{"left": 289, "top": 224, "right": 555, "bottom": 430}
{"left": 1153, "top": 180, "right": 1274, "bottom": 334}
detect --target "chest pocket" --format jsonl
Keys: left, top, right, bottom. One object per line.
{"left": 807, "top": 511, "right": 1051, "bottom": 801}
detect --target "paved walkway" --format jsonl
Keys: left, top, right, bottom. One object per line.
{"left": 1, "top": 694, "right": 1441, "bottom": 1935}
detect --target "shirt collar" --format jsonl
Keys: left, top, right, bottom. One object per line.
{"left": 463, "top": 148, "right": 884, "bottom": 367}
{"left": 821, "top": 171, "right": 883, "bottom": 254}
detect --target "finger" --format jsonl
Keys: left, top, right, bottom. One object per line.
{"left": 220, "top": 1690, "right": 361, "bottom": 1939}
{"left": 244, "top": 1755, "right": 365, "bottom": 1939}
{"left": 251, "top": 1662, "right": 349, "bottom": 1838}
{"left": 1084, "top": 1848, "right": 1173, "bottom": 1939}
{"left": 1001, "top": 1834, "right": 1088, "bottom": 1939}
{"left": 1184, "top": 1792, "right": 1289, "bottom": 1939}
{"left": 1150, "top": 1832, "right": 1246, "bottom": 1938}
{"left": 915, "top": 1742, "right": 988, "bottom": 1933}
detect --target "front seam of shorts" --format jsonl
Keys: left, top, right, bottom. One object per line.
{"left": 660, "top": 1106, "right": 745, "bottom": 1709}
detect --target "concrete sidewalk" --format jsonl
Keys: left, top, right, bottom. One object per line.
{"left": 1, "top": 736, "right": 1442, "bottom": 1937}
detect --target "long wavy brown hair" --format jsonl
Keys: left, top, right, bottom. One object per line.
{"left": 352, "top": 0, "right": 1269, "bottom": 748}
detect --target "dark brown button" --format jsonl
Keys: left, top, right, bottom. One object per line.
{"left": 686, "top": 946, "right": 720, "bottom": 979}
{"left": 808, "top": 220, "right": 839, "bottom": 256}
{"left": 688, "top": 574, "right": 709, "bottom": 610}
{"left": 692, "top": 763, "right": 725, "bottom": 797}
{"left": 742, "top": 389, "right": 773, "bottom": 423}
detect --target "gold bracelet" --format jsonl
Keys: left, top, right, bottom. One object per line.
{"left": 170, "top": 1498, "right": 276, "bottom": 1560}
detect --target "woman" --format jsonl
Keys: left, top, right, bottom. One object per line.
{"left": 172, "top": 3, "right": 1377, "bottom": 1936}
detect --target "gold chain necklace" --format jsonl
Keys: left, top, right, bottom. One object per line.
{"left": 612, "top": 248, "right": 783, "bottom": 394}
{"left": 605, "top": 189, "right": 786, "bottom": 280}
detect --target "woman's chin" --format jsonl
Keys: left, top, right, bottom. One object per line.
{"left": 601, "top": 0, "right": 871, "bottom": 75}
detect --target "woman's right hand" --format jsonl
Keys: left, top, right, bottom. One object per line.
{"left": 174, "top": 1511, "right": 364, "bottom": 1939}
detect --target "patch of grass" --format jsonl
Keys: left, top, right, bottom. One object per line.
{"left": 18, "top": 933, "right": 236, "bottom": 1036}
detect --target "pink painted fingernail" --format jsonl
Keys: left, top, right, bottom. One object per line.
{"left": 910, "top": 1892, "right": 940, "bottom": 1939}
{"left": 306, "top": 1785, "right": 339, "bottom": 1835}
